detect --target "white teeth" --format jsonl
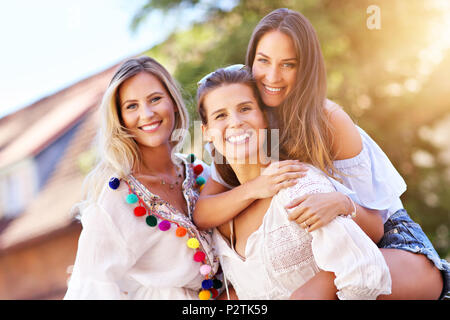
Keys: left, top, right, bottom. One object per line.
{"left": 265, "top": 85, "right": 282, "bottom": 92}
{"left": 226, "top": 133, "right": 250, "bottom": 143}
{"left": 141, "top": 122, "right": 160, "bottom": 131}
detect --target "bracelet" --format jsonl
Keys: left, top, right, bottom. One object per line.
{"left": 345, "top": 195, "right": 357, "bottom": 219}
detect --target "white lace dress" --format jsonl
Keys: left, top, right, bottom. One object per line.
{"left": 212, "top": 166, "right": 392, "bottom": 300}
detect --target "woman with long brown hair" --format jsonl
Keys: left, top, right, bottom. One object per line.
{"left": 197, "top": 66, "right": 391, "bottom": 300}
{"left": 193, "top": 8, "right": 449, "bottom": 299}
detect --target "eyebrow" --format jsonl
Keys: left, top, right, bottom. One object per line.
{"left": 209, "top": 101, "right": 255, "bottom": 117}
{"left": 121, "top": 91, "right": 165, "bottom": 107}
{"left": 256, "top": 52, "right": 297, "bottom": 62}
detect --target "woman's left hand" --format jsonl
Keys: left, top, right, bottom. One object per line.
{"left": 285, "top": 192, "right": 349, "bottom": 232}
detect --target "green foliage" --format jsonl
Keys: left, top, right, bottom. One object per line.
{"left": 138, "top": 0, "right": 450, "bottom": 257}
{"left": 131, "top": 0, "right": 216, "bottom": 32}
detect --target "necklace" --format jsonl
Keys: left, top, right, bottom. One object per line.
{"left": 160, "top": 163, "right": 183, "bottom": 189}
{"left": 140, "top": 162, "right": 184, "bottom": 190}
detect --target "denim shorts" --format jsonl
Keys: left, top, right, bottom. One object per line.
{"left": 378, "top": 209, "right": 450, "bottom": 299}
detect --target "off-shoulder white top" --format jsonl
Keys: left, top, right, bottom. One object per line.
{"left": 212, "top": 166, "right": 392, "bottom": 300}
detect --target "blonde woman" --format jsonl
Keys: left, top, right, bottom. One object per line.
{"left": 196, "top": 66, "right": 391, "bottom": 300}
{"left": 194, "top": 8, "right": 449, "bottom": 299}
{"left": 64, "top": 56, "right": 221, "bottom": 300}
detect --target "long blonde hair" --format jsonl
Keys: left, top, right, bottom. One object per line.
{"left": 246, "top": 8, "right": 339, "bottom": 180}
{"left": 77, "top": 56, "right": 189, "bottom": 211}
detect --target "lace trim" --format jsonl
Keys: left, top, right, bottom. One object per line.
{"left": 284, "top": 178, "right": 335, "bottom": 201}
{"left": 266, "top": 224, "right": 315, "bottom": 274}
{"left": 337, "top": 286, "right": 389, "bottom": 300}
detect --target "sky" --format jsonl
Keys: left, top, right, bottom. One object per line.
{"left": 0, "top": 0, "right": 235, "bottom": 119}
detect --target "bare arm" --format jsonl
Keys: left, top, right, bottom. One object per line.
{"left": 193, "top": 178, "right": 255, "bottom": 230}
{"left": 193, "top": 160, "right": 308, "bottom": 230}
{"left": 286, "top": 192, "right": 384, "bottom": 243}
{"left": 351, "top": 201, "right": 384, "bottom": 243}
{"left": 285, "top": 103, "right": 385, "bottom": 243}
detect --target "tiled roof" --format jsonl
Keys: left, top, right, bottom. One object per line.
{"left": 0, "top": 60, "right": 123, "bottom": 251}
{"left": 0, "top": 63, "right": 119, "bottom": 169}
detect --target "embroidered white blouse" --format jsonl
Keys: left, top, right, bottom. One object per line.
{"left": 64, "top": 154, "right": 219, "bottom": 300}
{"left": 212, "top": 166, "right": 392, "bottom": 300}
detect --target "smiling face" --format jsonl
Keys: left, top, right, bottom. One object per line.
{"left": 252, "top": 30, "right": 298, "bottom": 107}
{"left": 202, "top": 83, "right": 268, "bottom": 164}
{"left": 119, "top": 71, "right": 176, "bottom": 149}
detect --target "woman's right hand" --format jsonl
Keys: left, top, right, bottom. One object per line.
{"left": 248, "top": 160, "right": 308, "bottom": 199}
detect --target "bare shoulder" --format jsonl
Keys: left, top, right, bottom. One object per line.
{"left": 325, "top": 100, "right": 362, "bottom": 160}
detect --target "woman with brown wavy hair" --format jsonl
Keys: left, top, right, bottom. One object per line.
{"left": 196, "top": 66, "right": 391, "bottom": 300}
{"left": 193, "top": 8, "right": 449, "bottom": 299}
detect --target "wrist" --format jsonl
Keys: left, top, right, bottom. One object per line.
{"left": 344, "top": 195, "right": 357, "bottom": 218}
{"left": 337, "top": 193, "right": 356, "bottom": 218}
{"left": 240, "top": 179, "right": 258, "bottom": 202}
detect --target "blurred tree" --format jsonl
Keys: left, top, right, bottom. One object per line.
{"left": 136, "top": 0, "right": 450, "bottom": 257}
